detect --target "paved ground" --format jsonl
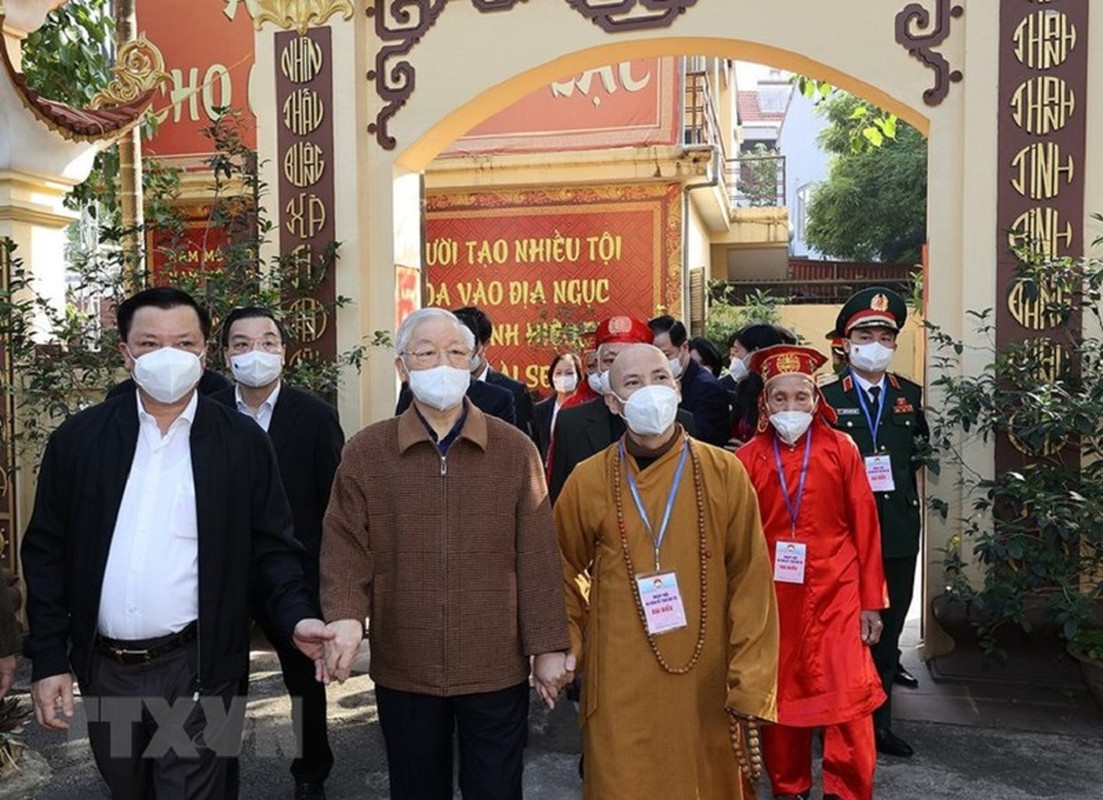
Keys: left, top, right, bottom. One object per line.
{"left": 3, "top": 619, "right": 1103, "bottom": 798}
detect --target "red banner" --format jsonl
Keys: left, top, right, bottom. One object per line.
{"left": 426, "top": 184, "right": 682, "bottom": 392}
{"left": 138, "top": 0, "right": 256, "bottom": 157}
{"left": 442, "top": 58, "right": 680, "bottom": 156}
{"left": 146, "top": 204, "right": 230, "bottom": 276}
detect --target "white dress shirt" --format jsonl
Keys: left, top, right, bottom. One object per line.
{"left": 98, "top": 392, "right": 200, "bottom": 640}
{"left": 851, "top": 371, "right": 887, "bottom": 407}
{"left": 235, "top": 381, "right": 281, "bottom": 433}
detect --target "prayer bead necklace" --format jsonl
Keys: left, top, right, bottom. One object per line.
{"left": 613, "top": 438, "right": 708, "bottom": 675}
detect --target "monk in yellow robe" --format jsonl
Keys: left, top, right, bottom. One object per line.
{"left": 555, "top": 343, "right": 779, "bottom": 799}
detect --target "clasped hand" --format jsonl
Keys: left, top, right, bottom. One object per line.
{"left": 532, "top": 651, "right": 577, "bottom": 710}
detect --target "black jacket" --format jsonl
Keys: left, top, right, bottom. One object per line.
{"left": 396, "top": 380, "right": 516, "bottom": 427}
{"left": 534, "top": 396, "right": 556, "bottom": 461}
{"left": 485, "top": 369, "right": 536, "bottom": 442}
{"left": 211, "top": 383, "right": 345, "bottom": 591}
{"left": 678, "top": 358, "right": 733, "bottom": 448}
{"left": 20, "top": 393, "right": 317, "bottom": 687}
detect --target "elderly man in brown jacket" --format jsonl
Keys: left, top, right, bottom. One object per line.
{"left": 321, "top": 307, "right": 572, "bottom": 800}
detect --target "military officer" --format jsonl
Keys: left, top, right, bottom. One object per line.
{"left": 820, "top": 286, "right": 928, "bottom": 759}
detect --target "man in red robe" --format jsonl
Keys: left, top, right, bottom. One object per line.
{"left": 736, "top": 345, "right": 887, "bottom": 800}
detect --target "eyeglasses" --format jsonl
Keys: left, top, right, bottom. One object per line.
{"left": 403, "top": 347, "right": 473, "bottom": 368}
{"left": 227, "top": 337, "right": 283, "bottom": 354}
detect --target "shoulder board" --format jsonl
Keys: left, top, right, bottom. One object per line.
{"left": 888, "top": 372, "right": 921, "bottom": 391}
{"left": 818, "top": 372, "right": 840, "bottom": 386}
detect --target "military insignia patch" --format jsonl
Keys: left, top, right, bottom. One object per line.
{"left": 871, "top": 293, "right": 889, "bottom": 312}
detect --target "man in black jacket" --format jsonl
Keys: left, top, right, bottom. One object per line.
{"left": 212, "top": 306, "right": 344, "bottom": 800}
{"left": 648, "top": 315, "right": 732, "bottom": 448}
{"left": 21, "top": 288, "right": 330, "bottom": 800}
{"left": 454, "top": 306, "right": 537, "bottom": 442}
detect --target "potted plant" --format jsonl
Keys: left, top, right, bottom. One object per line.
{"left": 926, "top": 223, "right": 1103, "bottom": 681}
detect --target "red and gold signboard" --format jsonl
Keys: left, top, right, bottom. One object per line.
{"left": 442, "top": 58, "right": 680, "bottom": 156}
{"left": 138, "top": 0, "right": 256, "bottom": 157}
{"left": 426, "top": 184, "right": 682, "bottom": 391}
{"left": 146, "top": 204, "right": 231, "bottom": 277}
{"left": 396, "top": 265, "right": 421, "bottom": 332}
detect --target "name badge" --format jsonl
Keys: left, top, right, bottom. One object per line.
{"left": 864, "top": 454, "right": 896, "bottom": 492}
{"left": 635, "top": 571, "right": 688, "bottom": 635}
{"left": 774, "top": 541, "right": 807, "bottom": 584}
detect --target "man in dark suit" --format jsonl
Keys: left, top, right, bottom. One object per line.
{"left": 648, "top": 315, "right": 732, "bottom": 448}
{"left": 548, "top": 316, "right": 695, "bottom": 504}
{"left": 454, "top": 306, "right": 537, "bottom": 442}
{"left": 21, "top": 287, "right": 330, "bottom": 800}
{"left": 820, "top": 287, "right": 928, "bottom": 759}
{"left": 212, "top": 307, "right": 344, "bottom": 799}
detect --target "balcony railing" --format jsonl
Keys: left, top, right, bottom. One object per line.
{"left": 726, "top": 154, "right": 786, "bottom": 209}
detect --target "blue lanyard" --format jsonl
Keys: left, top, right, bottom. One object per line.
{"left": 772, "top": 425, "right": 813, "bottom": 537}
{"left": 620, "top": 439, "right": 689, "bottom": 571}
{"left": 851, "top": 369, "right": 885, "bottom": 446}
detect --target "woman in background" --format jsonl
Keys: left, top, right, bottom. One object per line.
{"left": 688, "top": 336, "right": 724, "bottom": 378}
{"left": 728, "top": 323, "right": 790, "bottom": 446}
{"left": 535, "top": 352, "right": 584, "bottom": 461}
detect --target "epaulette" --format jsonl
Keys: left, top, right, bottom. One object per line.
{"left": 817, "top": 372, "right": 840, "bottom": 387}
{"left": 888, "top": 372, "right": 921, "bottom": 391}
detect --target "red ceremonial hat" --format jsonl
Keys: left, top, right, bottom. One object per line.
{"left": 594, "top": 315, "right": 653, "bottom": 346}
{"left": 747, "top": 345, "right": 837, "bottom": 431}
{"left": 747, "top": 344, "right": 828, "bottom": 384}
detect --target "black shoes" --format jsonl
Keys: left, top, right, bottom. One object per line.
{"left": 894, "top": 664, "right": 920, "bottom": 689}
{"left": 875, "top": 727, "right": 914, "bottom": 757}
{"left": 294, "top": 781, "right": 326, "bottom": 799}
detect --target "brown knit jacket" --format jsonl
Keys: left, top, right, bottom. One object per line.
{"left": 321, "top": 402, "right": 570, "bottom": 696}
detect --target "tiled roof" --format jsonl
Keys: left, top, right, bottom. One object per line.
{"left": 2, "top": 40, "right": 150, "bottom": 142}
{"left": 738, "top": 89, "right": 785, "bottom": 123}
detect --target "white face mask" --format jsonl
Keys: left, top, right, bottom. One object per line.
{"left": 668, "top": 356, "right": 684, "bottom": 379}
{"left": 615, "top": 384, "right": 680, "bottom": 437}
{"left": 588, "top": 371, "right": 610, "bottom": 396}
{"left": 130, "top": 346, "right": 203, "bottom": 405}
{"left": 728, "top": 358, "right": 749, "bottom": 383}
{"left": 553, "top": 373, "right": 578, "bottom": 394}
{"left": 848, "top": 341, "right": 895, "bottom": 374}
{"left": 407, "top": 364, "right": 470, "bottom": 411}
{"left": 769, "top": 410, "right": 814, "bottom": 445}
{"left": 230, "top": 350, "right": 283, "bottom": 388}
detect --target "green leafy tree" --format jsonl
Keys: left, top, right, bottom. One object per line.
{"left": 704, "top": 288, "right": 785, "bottom": 362}
{"left": 804, "top": 93, "right": 927, "bottom": 264}
{"left": 793, "top": 76, "right": 899, "bottom": 152}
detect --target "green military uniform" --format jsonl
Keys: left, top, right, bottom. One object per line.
{"left": 820, "top": 288, "right": 928, "bottom": 738}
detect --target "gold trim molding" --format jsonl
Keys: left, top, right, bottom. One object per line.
{"left": 89, "top": 34, "right": 168, "bottom": 109}
{"left": 253, "top": 0, "right": 355, "bottom": 36}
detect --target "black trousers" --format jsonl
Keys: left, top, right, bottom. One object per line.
{"left": 254, "top": 612, "right": 333, "bottom": 784}
{"left": 85, "top": 645, "right": 242, "bottom": 800}
{"left": 872, "top": 554, "right": 918, "bottom": 730}
{"left": 375, "top": 681, "right": 529, "bottom": 800}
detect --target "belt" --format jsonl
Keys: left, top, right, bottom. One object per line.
{"left": 95, "top": 621, "right": 198, "bottom": 665}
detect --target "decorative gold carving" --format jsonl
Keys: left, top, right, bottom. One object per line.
{"left": 1010, "top": 142, "right": 1074, "bottom": 201}
{"left": 1010, "top": 76, "right": 1075, "bottom": 136}
{"left": 1021, "top": 337, "right": 1069, "bottom": 385}
{"left": 1013, "top": 9, "right": 1076, "bottom": 70}
{"left": 89, "top": 34, "right": 169, "bottom": 109}
{"left": 1006, "top": 278, "right": 1065, "bottom": 331}
{"left": 1008, "top": 207, "right": 1073, "bottom": 260}
{"left": 254, "top": 0, "right": 354, "bottom": 35}
{"left": 283, "top": 141, "right": 326, "bottom": 188}
{"left": 285, "top": 193, "right": 327, "bottom": 239}
{"left": 283, "top": 88, "right": 324, "bottom": 136}
{"left": 287, "top": 297, "right": 329, "bottom": 343}
{"left": 280, "top": 35, "right": 323, "bottom": 83}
